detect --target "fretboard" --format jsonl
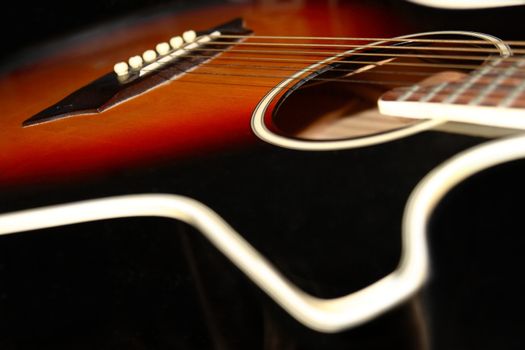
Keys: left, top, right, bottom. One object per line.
{"left": 378, "top": 56, "right": 525, "bottom": 130}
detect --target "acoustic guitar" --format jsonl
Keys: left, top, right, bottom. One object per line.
{"left": 1, "top": 0, "right": 524, "bottom": 348}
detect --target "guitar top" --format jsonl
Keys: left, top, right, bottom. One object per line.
{"left": 0, "top": 2, "right": 408, "bottom": 186}
{"left": 1, "top": 1, "right": 525, "bottom": 349}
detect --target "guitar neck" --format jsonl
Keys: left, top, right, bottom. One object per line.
{"left": 378, "top": 56, "right": 525, "bottom": 130}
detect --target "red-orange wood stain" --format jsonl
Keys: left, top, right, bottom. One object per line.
{"left": 0, "top": 2, "right": 408, "bottom": 188}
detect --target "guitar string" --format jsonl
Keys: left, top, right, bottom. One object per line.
{"left": 158, "top": 68, "right": 525, "bottom": 91}
{"left": 162, "top": 70, "right": 414, "bottom": 86}
{"left": 140, "top": 62, "right": 525, "bottom": 97}
{"left": 141, "top": 53, "right": 525, "bottom": 79}
{"left": 151, "top": 61, "right": 420, "bottom": 91}
{"left": 219, "top": 34, "right": 525, "bottom": 46}
{"left": 192, "top": 63, "right": 525, "bottom": 89}
{"left": 204, "top": 41, "right": 525, "bottom": 54}
{"left": 153, "top": 64, "right": 441, "bottom": 91}
{"left": 198, "top": 62, "right": 438, "bottom": 76}
{"left": 142, "top": 64, "right": 443, "bottom": 87}
{"left": 184, "top": 47, "right": 520, "bottom": 63}
{"left": 146, "top": 59, "right": 525, "bottom": 104}
{"left": 144, "top": 54, "right": 486, "bottom": 71}
{"left": 133, "top": 38, "right": 525, "bottom": 93}
{"left": 135, "top": 36, "right": 525, "bottom": 73}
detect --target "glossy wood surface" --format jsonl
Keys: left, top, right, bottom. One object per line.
{"left": 0, "top": 1, "right": 407, "bottom": 187}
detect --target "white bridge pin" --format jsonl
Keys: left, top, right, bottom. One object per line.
{"left": 155, "top": 42, "right": 170, "bottom": 55}
{"left": 142, "top": 49, "right": 157, "bottom": 63}
{"left": 169, "top": 36, "right": 183, "bottom": 49}
{"left": 128, "top": 55, "right": 143, "bottom": 69}
{"left": 113, "top": 61, "right": 129, "bottom": 76}
{"left": 182, "top": 30, "right": 197, "bottom": 43}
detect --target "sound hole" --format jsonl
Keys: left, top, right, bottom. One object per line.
{"left": 269, "top": 34, "right": 494, "bottom": 141}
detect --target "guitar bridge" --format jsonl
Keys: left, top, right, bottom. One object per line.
{"left": 23, "top": 18, "right": 252, "bottom": 127}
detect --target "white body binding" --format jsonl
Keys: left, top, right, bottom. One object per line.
{"left": 1, "top": 134, "right": 525, "bottom": 332}
{"left": 406, "top": 0, "right": 525, "bottom": 9}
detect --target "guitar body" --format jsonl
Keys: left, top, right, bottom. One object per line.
{"left": 1, "top": 1, "right": 524, "bottom": 349}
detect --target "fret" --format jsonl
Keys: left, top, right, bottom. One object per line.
{"left": 499, "top": 60, "right": 525, "bottom": 107}
{"left": 443, "top": 62, "right": 497, "bottom": 103}
{"left": 500, "top": 78, "right": 525, "bottom": 107}
{"left": 469, "top": 62, "right": 519, "bottom": 105}
{"left": 397, "top": 85, "right": 421, "bottom": 101}
{"left": 420, "top": 82, "right": 448, "bottom": 102}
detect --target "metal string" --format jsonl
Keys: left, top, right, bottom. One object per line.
{"left": 205, "top": 40, "right": 525, "bottom": 55}
{"left": 189, "top": 47, "right": 510, "bottom": 62}
{"left": 219, "top": 34, "right": 525, "bottom": 46}
{"left": 199, "top": 62, "right": 436, "bottom": 76}
{"left": 143, "top": 58, "right": 524, "bottom": 96}
{"left": 132, "top": 35, "right": 525, "bottom": 92}
{"left": 158, "top": 53, "right": 488, "bottom": 70}
{"left": 162, "top": 69, "right": 524, "bottom": 90}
